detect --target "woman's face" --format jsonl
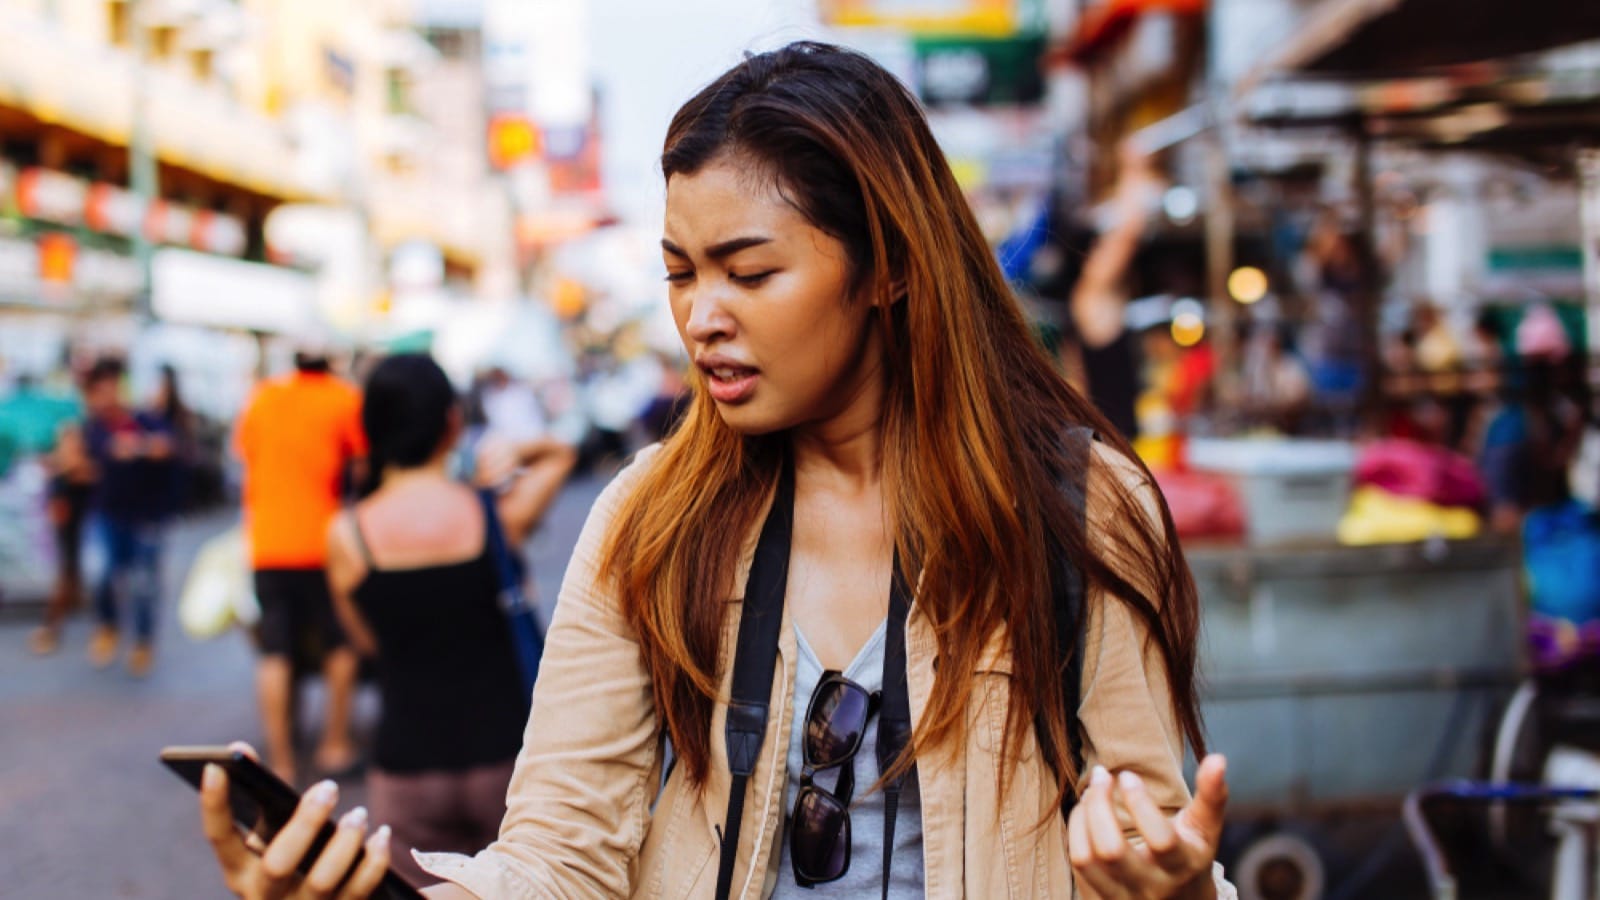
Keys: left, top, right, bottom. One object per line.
{"left": 663, "top": 158, "right": 884, "bottom": 437}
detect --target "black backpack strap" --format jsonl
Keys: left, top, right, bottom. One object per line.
{"left": 714, "top": 462, "right": 794, "bottom": 900}
{"left": 1055, "top": 425, "right": 1095, "bottom": 822}
{"left": 876, "top": 554, "right": 913, "bottom": 899}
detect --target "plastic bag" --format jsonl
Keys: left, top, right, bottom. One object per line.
{"left": 178, "top": 528, "right": 258, "bottom": 639}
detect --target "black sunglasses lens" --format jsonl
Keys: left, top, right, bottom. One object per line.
{"left": 805, "top": 679, "right": 872, "bottom": 768}
{"left": 791, "top": 787, "right": 851, "bottom": 881}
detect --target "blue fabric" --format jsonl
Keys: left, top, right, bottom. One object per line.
{"left": 1525, "top": 502, "right": 1600, "bottom": 624}
{"left": 995, "top": 203, "right": 1050, "bottom": 283}
{"left": 477, "top": 489, "right": 546, "bottom": 697}
{"left": 91, "top": 516, "right": 164, "bottom": 641}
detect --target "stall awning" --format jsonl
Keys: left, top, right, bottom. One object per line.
{"left": 1048, "top": 0, "right": 1206, "bottom": 66}
{"left": 1245, "top": 0, "right": 1600, "bottom": 86}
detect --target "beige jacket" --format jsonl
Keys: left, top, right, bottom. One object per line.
{"left": 418, "top": 444, "right": 1234, "bottom": 899}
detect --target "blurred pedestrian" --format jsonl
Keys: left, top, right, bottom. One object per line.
{"left": 1480, "top": 305, "right": 1586, "bottom": 535}
{"left": 197, "top": 42, "right": 1233, "bottom": 900}
{"left": 638, "top": 351, "right": 689, "bottom": 443}
{"left": 233, "top": 343, "right": 367, "bottom": 784}
{"left": 151, "top": 363, "right": 197, "bottom": 513}
{"left": 477, "top": 366, "right": 548, "bottom": 445}
{"left": 1067, "top": 142, "right": 1164, "bottom": 441}
{"left": 1241, "top": 322, "right": 1313, "bottom": 435}
{"left": 317, "top": 353, "right": 574, "bottom": 886}
{"left": 79, "top": 357, "right": 179, "bottom": 676}
{"left": 27, "top": 418, "right": 95, "bottom": 655}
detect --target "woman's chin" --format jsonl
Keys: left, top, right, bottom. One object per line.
{"left": 712, "top": 403, "right": 789, "bottom": 437}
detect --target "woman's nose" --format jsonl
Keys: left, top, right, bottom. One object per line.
{"left": 683, "top": 285, "right": 737, "bottom": 345}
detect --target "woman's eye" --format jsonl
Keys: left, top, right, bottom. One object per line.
{"left": 664, "top": 271, "right": 693, "bottom": 284}
{"left": 731, "top": 271, "right": 775, "bottom": 286}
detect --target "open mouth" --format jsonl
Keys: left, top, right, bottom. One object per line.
{"left": 707, "top": 366, "right": 757, "bottom": 383}
{"left": 699, "top": 362, "right": 760, "bottom": 403}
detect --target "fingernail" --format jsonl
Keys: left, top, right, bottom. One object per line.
{"left": 339, "top": 806, "right": 368, "bottom": 829}
{"left": 309, "top": 779, "right": 338, "bottom": 807}
{"left": 372, "top": 825, "right": 391, "bottom": 850}
{"left": 202, "top": 763, "right": 222, "bottom": 790}
{"left": 1091, "top": 765, "right": 1111, "bottom": 787}
{"left": 1119, "top": 770, "right": 1143, "bottom": 792}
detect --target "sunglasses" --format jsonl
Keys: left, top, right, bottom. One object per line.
{"left": 789, "top": 671, "right": 881, "bottom": 887}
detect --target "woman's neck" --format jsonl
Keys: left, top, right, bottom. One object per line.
{"left": 791, "top": 415, "right": 881, "bottom": 495}
{"left": 378, "top": 456, "right": 452, "bottom": 491}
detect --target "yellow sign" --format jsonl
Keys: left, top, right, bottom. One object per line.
{"left": 821, "top": 0, "right": 1017, "bottom": 36}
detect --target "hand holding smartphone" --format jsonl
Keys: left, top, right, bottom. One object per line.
{"left": 162, "top": 745, "right": 424, "bottom": 900}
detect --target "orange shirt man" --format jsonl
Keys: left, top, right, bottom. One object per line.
{"left": 233, "top": 354, "right": 366, "bottom": 782}
{"left": 236, "top": 368, "right": 367, "bottom": 569}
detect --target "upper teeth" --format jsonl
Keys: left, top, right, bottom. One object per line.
{"left": 714, "top": 368, "right": 738, "bottom": 379}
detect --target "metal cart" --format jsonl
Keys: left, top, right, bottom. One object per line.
{"left": 1190, "top": 536, "right": 1526, "bottom": 899}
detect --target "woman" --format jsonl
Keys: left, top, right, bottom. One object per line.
{"left": 198, "top": 43, "right": 1232, "bottom": 899}
{"left": 223, "top": 353, "right": 575, "bottom": 887}
{"left": 149, "top": 364, "right": 195, "bottom": 512}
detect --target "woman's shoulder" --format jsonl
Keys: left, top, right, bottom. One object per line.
{"left": 1086, "top": 437, "right": 1149, "bottom": 492}
{"left": 1079, "top": 435, "right": 1163, "bottom": 534}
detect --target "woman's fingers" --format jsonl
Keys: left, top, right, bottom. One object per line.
{"left": 1069, "top": 804, "right": 1128, "bottom": 900}
{"left": 337, "top": 825, "right": 393, "bottom": 900}
{"left": 1118, "top": 770, "right": 1185, "bottom": 871}
{"left": 258, "top": 780, "right": 340, "bottom": 886}
{"left": 199, "top": 764, "right": 252, "bottom": 874}
{"left": 1079, "top": 766, "right": 1149, "bottom": 897}
{"left": 1084, "top": 767, "right": 1134, "bottom": 870}
{"left": 302, "top": 806, "right": 370, "bottom": 897}
{"left": 1176, "top": 754, "right": 1230, "bottom": 847}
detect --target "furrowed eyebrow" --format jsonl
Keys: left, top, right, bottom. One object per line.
{"left": 660, "top": 236, "right": 773, "bottom": 261}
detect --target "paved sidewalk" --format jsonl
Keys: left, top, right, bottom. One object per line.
{"left": 0, "top": 473, "right": 608, "bottom": 899}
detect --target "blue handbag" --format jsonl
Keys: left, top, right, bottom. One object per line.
{"left": 477, "top": 489, "right": 545, "bottom": 699}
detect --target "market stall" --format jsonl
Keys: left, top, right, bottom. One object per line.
{"left": 1169, "top": 435, "right": 1525, "bottom": 898}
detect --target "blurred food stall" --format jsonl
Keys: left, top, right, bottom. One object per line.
{"left": 1037, "top": 0, "right": 1600, "bottom": 892}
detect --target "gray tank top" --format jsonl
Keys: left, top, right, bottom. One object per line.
{"left": 772, "top": 621, "right": 926, "bottom": 898}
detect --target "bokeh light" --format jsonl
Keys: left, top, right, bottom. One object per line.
{"left": 1227, "top": 266, "right": 1269, "bottom": 304}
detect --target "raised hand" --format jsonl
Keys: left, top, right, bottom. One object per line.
{"left": 471, "top": 435, "right": 522, "bottom": 492}
{"left": 1068, "top": 754, "right": 1230, "bottom": 900}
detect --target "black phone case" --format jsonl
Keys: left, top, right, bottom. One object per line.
{"left": 160, "top": 746, "right": 425, "bottom": 900}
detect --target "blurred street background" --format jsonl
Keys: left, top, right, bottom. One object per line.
{"left": 2, "top": 0, "right": 1600, "bottom": 898}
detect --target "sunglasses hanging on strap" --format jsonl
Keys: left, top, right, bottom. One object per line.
{"left": 713, "top": 426, "right": 1094, "bottom": 900}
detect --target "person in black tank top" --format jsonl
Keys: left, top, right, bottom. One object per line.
{"left": 346, "top": 518, "right": 526, "bottom": 774}
{"left": 320, "top": 354, "right": 577, "bottom": 886}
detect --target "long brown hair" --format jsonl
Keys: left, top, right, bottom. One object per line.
{"left": 600, "top": 42, "right": 1202, "bottom": 806}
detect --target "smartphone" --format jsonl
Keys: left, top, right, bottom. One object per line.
{"left": 160, "top": 746, "right": 425, "bottom": 899}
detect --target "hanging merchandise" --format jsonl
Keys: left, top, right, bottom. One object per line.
{"left": 1523, "top": 501, "right": 1600, "bottom": 672}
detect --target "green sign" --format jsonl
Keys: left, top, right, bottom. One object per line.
{"left": 913, "top": 33, "right": 1047, "bottom": 108}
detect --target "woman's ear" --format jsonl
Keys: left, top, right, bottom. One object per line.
{"left": 881, "top": 276, "right": 908, "bottom": 307}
